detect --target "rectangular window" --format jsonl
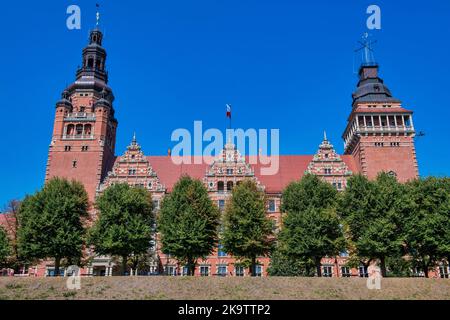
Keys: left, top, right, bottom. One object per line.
{"left": 359, "top": 266, "right": 368, "bottom": 278}
{"left": 128, "top": 168, "right": 136, "bottom": 175}
{"left": 218, "top": 199, "right": 225, "bottom": 211}
{"left": 268, "top": 199, "right": 276, "bottom": 212}
{"left": 217, "top": 265, "right": 227, "bottom": 277}
{"left": 235, "top": 266, "right": 244, "bottom": 277}
{"left": 322, "top": 265, "right": 333, "bottom": 277}
{"left": 152, "top": 200, "right": 160, "bottom": 210}
{"left": 439, "top": 266, "right": 449, "bottom": 279}
{"left": 165, "top": 265, "right": 177, "bottom": 276}
{"left": 200, "top": 266, "right": 210, "bottom": 277}
{"left": 182, "top": 266, "right": 189, "bottom": 276}
{"left": 64, "top": 145, "right": 71, "bottom": 152}
{"left": 341, "top": 266, "right": 351, "bottom": 277}
{"left": 226, "top": 169, "right": 233, "bottom": 175}
{"left": 255, "top": 265, "right": 263, "bottom": 277}
{"left": 47, "top": 268, "right": 65, "bottom": 277}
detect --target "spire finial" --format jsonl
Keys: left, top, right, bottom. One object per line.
{"left": 324, "top": 130, "right": 327, "bottom": 141}
{"left": 96, "top": 3, "right": 100, "bottom": 27}
{"left": 132, "top": 132, "right": 136, "bottom": 145}
{"left": 355, "top": 33, "right": 377, "bottom": 66}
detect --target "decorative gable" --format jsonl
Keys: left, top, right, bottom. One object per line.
{"left": 306, "top": 132, "right": 352, "bottom": 190}
{"left": 203, "top": 143, "right": 264, "bottom": 192}
{"left": 98, "top": 134, "right": 165, "bottom": 194}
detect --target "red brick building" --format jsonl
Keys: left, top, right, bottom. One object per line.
{"left": 13, "top": 27, "right": 443, "bottom": 278}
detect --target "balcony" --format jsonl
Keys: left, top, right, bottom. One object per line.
{"left": 62, "top": 134, "right": 94, "bottom": 140}
{"left": 64, "top": 112, "right": 96, "bottom": 122}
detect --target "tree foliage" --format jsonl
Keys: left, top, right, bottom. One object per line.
{"left": 339, "top": 173, "right": 405, "bottom": 276}
{"left": 0, "top": 226, "right": 11, "bottom": 268}
{"left": 158, "top": 176, "right": 219, "bottom": 275}
{"left": 222, "top": 179, "right": 274, "bottom": 276}
{"left": 279, "top": 174, "right": 344, "bottom": 277}
{"left": 17, "top": 177, "right": 88, "bottom": 275}
{"left": 402, "top": 177, "right": 450, "bottom": 277}
{"left": 89, "top": 183, "right": 154, "bottom": 275}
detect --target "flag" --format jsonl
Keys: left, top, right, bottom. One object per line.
{"left": 226, "top": 104, "right": 231, "bottom": 118}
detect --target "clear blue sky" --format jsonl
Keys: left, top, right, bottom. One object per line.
{"left": 0, "top": 0, "right": 449, "bottom": 207}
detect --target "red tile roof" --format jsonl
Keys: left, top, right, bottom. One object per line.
{"left": 146, "top": 155, "right": 360, "bottom": 193}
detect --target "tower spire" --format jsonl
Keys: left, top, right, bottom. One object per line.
{"left": 355, "top": 33, "right": 377, "bottom": 67}
{"left": 96, "top": 3, "right": 100, "bottom": 28}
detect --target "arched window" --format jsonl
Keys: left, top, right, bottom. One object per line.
{"left": 227, "top": 181, "right": 234, "bottom": 191}
{"left": 66, "top": 124, "right": 74, "bottom": 135}
{"left": 75, "top": 124, "right": 83, "bottom": 136}
{"left": 87, "top": 58, "right": 94, "bottom": 69}
{"left": 218, "top": 181, "right": 224, "bottom": 193}
{"left": 84, "top": 124, "right": 92, "bottom": 136}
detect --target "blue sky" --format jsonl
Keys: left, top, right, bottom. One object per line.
{"left": 0, "top": 0, "right": 449, "bottom": 206}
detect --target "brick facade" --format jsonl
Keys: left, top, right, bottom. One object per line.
{"left": 13, "top": 28, "right": 435, "bottom": 277}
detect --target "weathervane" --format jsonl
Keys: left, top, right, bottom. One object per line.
{"left": 96, "top": 3, "right": 100, "bottom": 26}
{"left": 355, "top": 33, "right": 377, "bottom": 66}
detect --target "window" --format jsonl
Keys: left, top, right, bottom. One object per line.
{"left": 182, "top": 266, "right": 189, "bottom": 276}
{"left": 200, "top": 266, "right": 210, "bottom": 277}
{"left": 80, "top": 106, "right": 86, "bottom": 112}
{"left": 341, "top": 266, "right": 351, "bottom": 277}
{"left": 218, "top": 244, "right": 226, "bottom": 257}
{"left": 217, "top": 265, "right": 227, "bottom": 277}
{"left": 227, "top": 181, "right": 234, "bottom": 191}
{"left": 375, "top": 142, "right": 384, "bottom": 147}
{"left": 218, "top": 181, "right": 224, "bottom": 193}
{"left": 359, "top": 265, "right": 368, "bottom": 278}
{"left": 152, "top": 200, "right": 160, "bottom": 210}
{"left": 235, "top": 266, "right": 244, "bottom": 277}
{"left": 76, "top": 124, "right": 83, "bottom": 135}
{"left": 165, "top": 265, "right": 177, "bottom": 276}
{"left": 324, "top": 168, "right": 332, "bottom": 175}
{"left": 72, "top": 160, "right": 77, "bottom": 168}
{"left": 64, "top": 145, "right": 71, "bottom": 152}
{"left": 390, "top": 142, "right": 400, "bottom": 147}
{"left": 81, "top": 146, "right": 88, "bottom": 152}
{"left": 226, "top": 168, "right": 233, "bottom": 175}
{"left": 128, "top": 168, "right": 136, "bottom": 175}
{"left": 322, "top": 266, "right": 333, "bottom": 277}
{"left": 439, "top": 266, "right": 449, "bottom": 279}
{"left": 255, "top": 265, "right": 263, "bottom": 277}
{"left": 47, "top": 268, "right": 65, "bottom": 277}
{"left": 337, "top": 182, "right": 342, "bottom": 190}
{"left": 218, "top": 200, "right": 225, "bottom": 211}
{"left": 268, "top": 200, "right": 276, "bottom": 212}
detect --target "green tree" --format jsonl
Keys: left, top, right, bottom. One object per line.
{"left": 402, "top": 177, "right": 450, "bottom": 278}
{"left": 89, "top": 183, "right": 154, "bottom": 275}
{"left": 280, "top": 174, "right": 344, "bottom": 277}
{"left": 339, "top": 173, "right": 405, "bottom": 277}
{"left": 0, "top": 226, "right": 11, "bottom": 268}
{"left": 158, "top": 176, "right": 219, "bottom": 276}
{"left": 267, "top": 243, "right": 315, "bottom": 276}
{"left": 222, "top": 179, "right": 274, "bottom": 276}
{"left": 17, "top": 177, "right": 88, "bottom": 275}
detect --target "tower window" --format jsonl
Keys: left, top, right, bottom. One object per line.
{"left": 79, "top": 106, "right": 85, "bottom": 112}
{"left": 81, "top": 146, "right": 88, "bottom": 152}
{"left": 64, "top": 146, "right": 71, "bottom": 152}
{"left": 128, "top": 168, "right": 137, "bottom": 175}
{"left": 72, "top": 160, "right": 77, "bottom": 168}
{"left": 324, "top": 168, "right": 332, "bottom": 175}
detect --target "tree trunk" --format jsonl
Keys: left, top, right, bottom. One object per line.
{"left": 188, "top": 258, "right": 196, "bottom": 276}
{"left": 423, "top": 261, "right": 429, "bottom": 278}
{"left": 380, "top": 256, "right": 387, "bottom": 277}
{"left": 250, "top": 257, "right": 256, "bottom": 277}
{"left": 121, "top": 255, "right": 128, "bottom": 276}
{"left": 54, "top": 257, "right": 61, "bottom": 277}
{"left": 315, "top": 257, "right": 322, "bottom": 277}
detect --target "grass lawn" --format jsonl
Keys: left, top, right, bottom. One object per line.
{"left": 0, "top": 277, "right": 449, "bottom": 300}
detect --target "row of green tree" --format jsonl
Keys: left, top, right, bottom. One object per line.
{"left": 0, "top": 173, "right": 449, "bottom": 277}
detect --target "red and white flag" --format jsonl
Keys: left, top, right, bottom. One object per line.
{"left": 226, "top": 104, "right": 231, "bottom": 118}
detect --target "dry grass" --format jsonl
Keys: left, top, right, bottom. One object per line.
{"left": 0, "top": 277, "right": 448, "bottom": 300}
